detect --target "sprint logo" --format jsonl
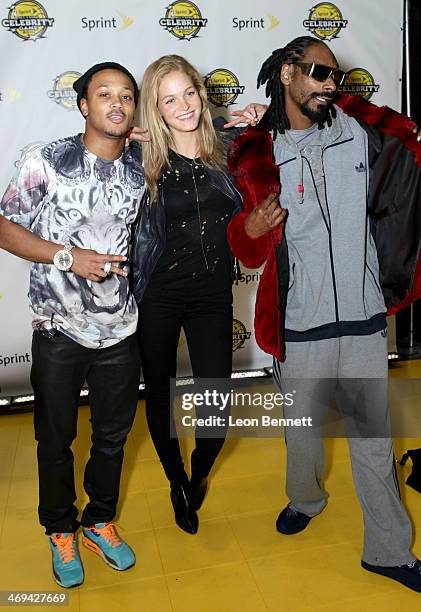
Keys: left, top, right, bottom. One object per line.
{"left": 232, "top": 14, "right": 280, "bottom": 31}
{"left": 0, "top": 85, "right": 20, "bottom": 104}
{"left": 81, "top": 11, "right": 134, "bottom": 32}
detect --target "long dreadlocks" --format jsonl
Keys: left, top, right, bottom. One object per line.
{"left": 258, "top": 36, "right": 337, "bottom": 138}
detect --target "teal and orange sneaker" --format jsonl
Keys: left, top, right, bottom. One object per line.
{"left": 82, "top": 523, "right": 135, "bottom": 571}
{"left": 48, "top": 532, "right": 84, "bottom": 588}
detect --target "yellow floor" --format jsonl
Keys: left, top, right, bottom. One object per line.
{"left": 0, "top": 361, "right": 420, "bottom": 611}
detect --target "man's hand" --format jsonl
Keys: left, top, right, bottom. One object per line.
{"left": 126, "top": 126, "right": 151, "bottom": 146}
{"left": 71, "top": 248, "right": 128, "bottom": 282}
{"left": 245, "top": 192, "right": 287, "bottom": 238}
{"left": 224, "top": 103, "right": 269, "bottom": 129}
{"left": 0, "top": 216, "right": 128, "bottom": 280}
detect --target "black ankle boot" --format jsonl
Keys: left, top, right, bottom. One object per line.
{"left": 190, "top": 451, "right": 209, "bottom": 511}
{"left": 170, "top": 481, "right": 198, "bottom": 534}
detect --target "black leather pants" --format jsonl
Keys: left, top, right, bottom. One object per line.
{"left": 31, "top": 330, "right": 140, "bottom": 534}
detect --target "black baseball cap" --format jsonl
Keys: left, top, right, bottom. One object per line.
{"left": 73, "top": 62, "right": 139, "bottom": 111}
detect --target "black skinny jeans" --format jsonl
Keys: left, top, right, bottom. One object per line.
{"left": 139, "top": 286, "right": 233, "bottom": 483}
{"left": 31, "top": 331, "right": 140, "bottom": 534}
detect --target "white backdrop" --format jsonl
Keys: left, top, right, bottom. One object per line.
{"left": 0, "top": 0, "right": 404, "bottom": 395}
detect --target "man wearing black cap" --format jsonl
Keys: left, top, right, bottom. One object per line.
{"left": 0, "top": 62, "right": 144, "bottom": 588}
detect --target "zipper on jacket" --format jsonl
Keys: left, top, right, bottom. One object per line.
{"left": 288, "top": 262, "right": 295, "bottom": 291}
{"left": 305, "top": 157, "right": 340, "bottom": 328}
{"left": 233, "top": 257, "right": 241, "bottom": 284}
{"left": 365, "top": 262, "right": 382, "bottom": 294}
{"left": 317, "top": 138, "right": 355, "bottom": 322}
{"left": 361, "top": 153, "right": 369, "bottom": 318}
{"left": 132, "top": 204, "right": 161, "bottom": 302}
{"left": 321, "top": 155, "right": 340, "bottom": 328}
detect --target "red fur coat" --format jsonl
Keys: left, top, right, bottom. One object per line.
{"left": 227, "top": 94, "right": 421, "bottom": 360}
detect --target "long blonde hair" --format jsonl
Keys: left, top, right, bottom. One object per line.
{"left": 140, "top": 55, "right": 224, "bottom": 201}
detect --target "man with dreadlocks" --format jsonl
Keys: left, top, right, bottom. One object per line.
{"left": 227, "top": 36, "right": 421, "bottom": 592}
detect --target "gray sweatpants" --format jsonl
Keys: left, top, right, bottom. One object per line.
{"left": 273, "top": 331, "right": 415, "bottom": 566}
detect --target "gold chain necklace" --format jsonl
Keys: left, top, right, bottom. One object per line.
{"left": 170, "top": 150, "right": 209, "bottom": 271}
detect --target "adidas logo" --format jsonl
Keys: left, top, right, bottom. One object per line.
{"left": 355, "top": 161, "right": 366, "bottom": 173}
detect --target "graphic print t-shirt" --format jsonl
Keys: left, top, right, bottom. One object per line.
{"left": 0, "top": 136, "right": 145, "bottom": 348}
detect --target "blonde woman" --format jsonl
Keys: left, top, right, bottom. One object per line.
{"left": 130, "top": 55, "right": 252, "bottom": 534}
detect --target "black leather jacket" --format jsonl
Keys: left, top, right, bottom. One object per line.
{"left": 131, "top": 165, "right": 243, "bottom": 303}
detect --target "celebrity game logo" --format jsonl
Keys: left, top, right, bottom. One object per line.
{"left": 2, "top": 1, "right": 54, "bottom": 41}
{"left": 303, "top": 3, "right": 347, "bottom": 41}
{"left": 338, "top": 68, "right": 380, "bottom": 101}
{"left": 232, "top": 319, "right": 251, "bottom": 352}
{"left": 159, "top": 1, "right": 207, "bottom": 40}
{"left": 205, "top": 69, "right": 245, "bottom": 107}
{"left": 47, "top": 71, "right": 81, "bottom": 110}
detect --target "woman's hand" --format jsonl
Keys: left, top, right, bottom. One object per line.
{"left": 126, "top": 126, "right": 151, "bottom": 147}
{"left": 224, "top": 103, "right": 268, "bottom": 129}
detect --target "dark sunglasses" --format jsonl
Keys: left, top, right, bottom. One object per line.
{"left": 293, "top": 62, "right": 346, "bottom": 86}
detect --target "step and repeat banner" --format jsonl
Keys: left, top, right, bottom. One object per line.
{"left": 0, "top": 0, "right": 404, "bottom": 395}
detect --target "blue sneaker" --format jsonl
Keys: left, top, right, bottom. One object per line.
{"left": 49, "top": 532, "right": 84, "bottom": 588}
{"left": 276, "top": 505, "right": 312, "bottom": 534}
{"left": 82, "top": 523, "right": 135, "bottom": 571}
{"left": 362, "top": 559, "right": 421, "bottom": 592}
